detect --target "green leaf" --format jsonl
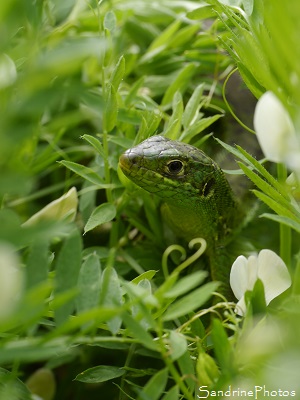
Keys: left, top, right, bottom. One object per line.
{"left": 75, "top": 365, "right": 124, "bottom": 383}
{"left": 124, "top": 76, "right": 145, "bottom": 106}
{"left": 54, "top": 229, "right": 82, "bottom": 326}
{"left": 137, "top": 368, "right": 168, "bottom": 400}
{"left": 164, "top": 271, "right": 207, "bottom": 298}
{"left": 110, "top": 55, "right": 125, "bottom": 90}
{"left": 81, "top": 134, "right": 104, "bottom": 157}
{"left": 236, "top": 145, "right": 291, "bottom": 200}
{"left": 253, "top": 190, "right": 298, "bottom": 220}
{"left": 104, "top": 10, "right": 117, "bottom": 32}
{"left": 168, "top": 331, "right": 187, "bottom": 361}
{"left": 164, "top": 91, "right": 183, "bottom": 140}
{"left": 59, "top": 160, "right": 110, "bottom": 187}
{"left": 122, "top": 312, "right": 158, "bottom": 351}
{"left": 26, "top": 240, "right": 49, "bottom": 289}
{"left": 131, "top": 270, "right": 157, "bottom": 285}
{"left": 260, "top": 213, "right": 300, "bottom": 233}
{"left": 163, "top": 281, "right": 219, "bottom": 321}
{"left": 162, "top": 385, "right": 179, "bottom": 400}
{"left": 180, "top": 114, "right": 223, "bottom": 142}
{"left": 148, "top": 19, "right": 181, "bottom": 52}
{"left": 162, "top": 63, "right": 197, "bottom": 106}
{"left": 169, "top": 24, "right": 200, "bottom": 48}
{"left": 248, "top": 278, "right": 267, "bottom": 315}
{"left": 182, "top": 83, "right": 204, "bottom": 129}
{"left": 211, "top": 318, "right": 231, "bottom": 371}
{"left": 0, "top": 368, "right": 32, "bottom": 400}
{"left": 104, "top": 83, "right": 118, "bottom": 133}
{"left": 51, "top": 307, "right": 122, "bottom": 337}
{"left": 76, "top": 253, "right": 101, "bottom": 315}
{"left": 100, "top": 267, "right": 122, "bottom": 334}
{"left": 0, "top": 338, "right": 70, "bottom": 365}
{"left": 187, "top": 5, "right": 216, "bottom": 20}
{"left": 177, "top": 351, "right": 195, "bottom": 392}
{"left": 84, "top": 203, "right": 116, "bottom": 234}
{"left": 126, "top": 279, "right": 157, "bottom": 330}
{"left": 238, "top": 162, "right": 297, "bottom": 216}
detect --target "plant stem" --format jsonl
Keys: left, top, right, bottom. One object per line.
{"left": 277, "top": 163, "right": 291, "bottom": 266}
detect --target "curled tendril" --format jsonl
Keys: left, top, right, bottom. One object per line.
{"left": 162, "top": 244, "right": 186, "bottom": 278}
{"left": 222, "top": 67, "right": 255, "bottom": 135}
{"left": 162, "top": 238, "right": 207, "bottom": 278}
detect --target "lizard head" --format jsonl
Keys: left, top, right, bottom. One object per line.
{"left": 119, "top": 135, "right": 221, "bottom": 204}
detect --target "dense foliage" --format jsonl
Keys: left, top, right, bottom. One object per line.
{"left": 1, "top": 1, "right": 300, "bottom": 399}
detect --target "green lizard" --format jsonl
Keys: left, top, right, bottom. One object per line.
{"left": 119, "top": 135, "right": 245, "bottom": 295}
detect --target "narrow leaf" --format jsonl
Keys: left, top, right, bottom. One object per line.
{"left": 164, "top": 91, "right": 183, "bottom": 140}
{"left": 122, "top": 312, "right": 158, "bottom": 351}
{"left": 181, "top": 114, "right": 222, "bottom": 142}
{"left": 164, "top": 271, "right": 207, "bottom": 298}
{"left": 81, "top": 134, "right": 104, "bottom": 157}
{"left": 238, "top": 162, "right": 297, "bottom": 216}
{"left": 84, "top": 203, "right": 116, "bottom": 233}
{"left": 211, "top": 318, "right": 231, "bottom": 371}
{"left": 162, "top": 64, "right": 196, "bottom": 106}
{"left": 182, "top": 83, "right": 204, "bottom": 129}
{"left": 26, "top": 241, "right": 49, "bottom": 289}
{"left": 169, "top": 331, "right": 187, "bottom": 361}
{"left": 54, "top": 229, "right": 82, "bottom": 326}
{"left": 75, "top": 365, "right": 124, "bottom": 383}
{"left": 100, "top": 267, "right": 123, "bottom": 334}
{"left": 163, "top": 281, "right": 219, "bottom": 321}
{"left": 104, "top": 84, "right": 118, "bottom": 132}
{"left": 148, "top": 19, "right": 181, "bottom": 52}
{"left": 76, "top": 253, "right": 101, "bottom": 315}
{"left": 110, "top": 55, "right": 125, "bottom": 90}
{"left": 162, "top": 385, "right": 179, "bottom": 400}
{"left": 59, "top": 161, "right": 107, "bottom": 187}
{"left": 137, "top": 368, "right": 168, "bottom": 400}
{"left": 260, "top": 213, "right": 300, "bottom": 233}
{"left": 237, "top": 144, "right": 290, "bottom": 201}
{"left": 253, "top": 190, "right": 298, "bottom": 220}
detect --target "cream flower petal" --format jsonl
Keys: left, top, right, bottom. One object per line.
{"left": 24, "top": 187, "right": 78, "bottom": 226}
{"left": 0, "top": 243, "right": 24, "bottom": 319}
{"left": 230, "top": 249, "right": 291, "bottom": 316}
{"left": 257, "top": 249, "right": 292, "bottom": 305}
{"left": 0, "top": 54, "right": 17, "bottom": 89}
{"left": 234, "top": 296, "right": 247, "bottom": 317}
{"left": 230, "top": 255, "right": 250, "bottom": 300}
{"left": 254, "top": 91, "right": 299, "bottom": 164}
{"left": 230, "top": 254, "right": 259, "bottom": 300}
{"left": 230, "top": 255, "right": 259, "bottom": 316}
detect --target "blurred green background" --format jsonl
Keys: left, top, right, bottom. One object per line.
{"left": 1, "top": 1, "right": 300, "bottom": 399}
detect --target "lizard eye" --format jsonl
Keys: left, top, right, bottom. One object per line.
{"left": 167, "top": 160, "right": 184, "bottom": 175}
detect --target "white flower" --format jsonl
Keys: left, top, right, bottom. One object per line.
{"left": 254, "top": 91, "right": 300, "bottom": 171}
{"left": 0, "top": 243, "right": 24, "bottom": 320}
{"left": 24, "top": 187, "right": 78, "bottom": 226}
{"left": 0, "top": 54, "right": 17, "bottom": 89}
{"left": 230, "top": 249, "right": 291, "bottom": 316}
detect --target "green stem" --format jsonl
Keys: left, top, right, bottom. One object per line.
{"left": 156, "top": 320, "right": 194, "bottom": 400}
{"left": 277, "top": 163, "right": 291, "bottom": 266}
{"left": 222, "top": 68, "right": 256, "bottom": 134}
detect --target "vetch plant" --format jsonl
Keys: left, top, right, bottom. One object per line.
{"left": 0, "top": 243, "right": 24, "bottom": 320}
{"left": 254, "top": 91, "right": 300, "bottom": 173}
{"left": 23, "top": 187, "right": 78, "bottom": 226}
{"left": 230, "top": 249, "right": 292, "bottom": 316}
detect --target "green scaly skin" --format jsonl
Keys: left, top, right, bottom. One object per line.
{"left": 119, "top": 135, "right": 243, "bottom": 296}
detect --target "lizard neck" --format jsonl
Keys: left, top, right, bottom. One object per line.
{"left": 161, "top": 171, "right": 241, "bottom": 247}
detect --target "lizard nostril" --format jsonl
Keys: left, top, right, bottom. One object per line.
{"left": 119, "top": 151, "right": 138, "bottom": 170}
